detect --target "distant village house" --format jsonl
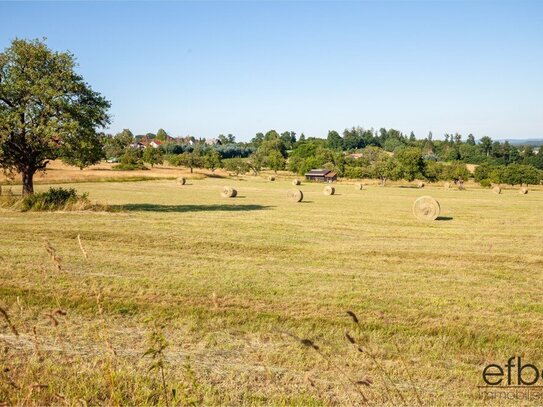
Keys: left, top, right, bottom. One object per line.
{"left": 205, "top": 138, "right": 222, "bottom": 146}
{"left": 305, "top": 169, "right": 337, "bottom": 183}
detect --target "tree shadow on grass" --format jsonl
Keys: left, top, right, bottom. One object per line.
{"left": 436, "top": 216, "right": 453, "bottom": 221}
{"left": 116, "top": 203, "right": 273, "bottom": 213}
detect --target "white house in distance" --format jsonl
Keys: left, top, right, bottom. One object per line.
{"left": 205, "top": 138, "right": 222, "bottom": 146}
{"left": 130, "top": 138, "right": 163, "bottom": 149}
{"left": 147, "top": 140, "right": 163, "bottom": 149}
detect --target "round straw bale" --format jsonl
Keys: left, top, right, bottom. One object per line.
{"left": 520, "top": 187, "right": 528, "bottom": 195}
{"left": 354, "top": 183, "right": 363, "bottom": 190}
{"left": 268, "top": 175, "right": 276, "bottom": 181}
{"left": 176, "top": 177, "right": 186, "bottom": 185}
{"left": 323, "top": 185, "right": 335, "bottom": 195}
{"left": 287, "top": 189, "right": 303, "bottom": 202}
{"left": 493, "top": 186, "right": 501, "bottom": 194}
{"left": 412, "top": 196, "right": 441, "bottom": 221}
{"left": 443, "top": 182, "right": 450, "bottom": 189}
{"left": 417, "top": 182, "right": 425, "bottom": 188}
{"left": 221, "top": 186, "right": 237, "bottom": 198}
{"left": 458, "top": 184, "right": 466, "bottom": 191}
{"left": 292, "top": 179, "right": 301, "bottom": 186}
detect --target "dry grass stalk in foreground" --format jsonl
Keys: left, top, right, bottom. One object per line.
{"left": 0, "top": 307, "right": 19, "bottom": 336}
{"left": 43, "top": 238, "right": 62, "bottom": 272}
{"left": 143, "top": 325, "right": 170, "bottom": 407}
{"left": 281, "top": 330, "right": 370, "bottom": 404}
{"left": 77, "top": 234, "right": 88, "bottom": 259}
{"left": 345, "top": 311, "right": 423, "bottom": 406}
{"left": 211, "top": 292, "right": 219, "bottom": 309}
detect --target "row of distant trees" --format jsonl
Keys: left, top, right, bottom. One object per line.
{"left": 104, "top": 127, "right": 543, "bottom": 186}
{"left": 321, "top": 127, "right": 543, "bottom": 168}
{"left": 110, "top": 126, "right": 543, "bottom": 169}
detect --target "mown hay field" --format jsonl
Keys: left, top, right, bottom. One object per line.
{"left": 1, "top": 167, "right": 543, "bottom": 405}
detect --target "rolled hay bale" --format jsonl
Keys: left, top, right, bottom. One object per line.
{"left": 292, "top": 179, "right": 301, "bottom": 186}
{"left": 287, "top": 189, "right": 303, "bottom": 202}
{"left": 268, "top": 175, "right": 276, "bottom": 181}
{"left": 520, "top": 187, "right": 528, "bottom": 195}
{"left": 417, "top": 182, "right": 425, "bottom": 188}
{"left": 221, "top": 186, "right": 237, "bottom": 198}
{"left": 443, "top": 182, "right": 450, "bottom": 189}
{"left": 458, "top": 184, "right": 466, "bottom": 191}
{"left": 323, "top": 185, "right": 335, "bottom": 196}
{"left": 493, "top": 186, "right": 502, "bottom": 194}
{"left": 412, "top": 196, "right": 441, "bottom": 221}
{"left": 176, "top": 177, "right": 186, "bottom": 186}
{"left": 354, "top": 183, "right": 363, "bottom": 190}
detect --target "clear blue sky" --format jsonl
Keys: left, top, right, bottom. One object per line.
{"left": 1, "top": 1, "right": 542, "bottom": 141}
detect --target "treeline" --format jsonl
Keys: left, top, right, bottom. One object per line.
{"left": 319, "top": 127, "right": 543, "bottom": 168}
{"left": 102, "top": 127, "right": 543, "bottom": 186}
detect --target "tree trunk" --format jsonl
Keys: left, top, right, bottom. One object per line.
{"left": 190, "top": 166, "right": 193, "bottom": 174}
{"left": 22, "top": 168, "right": 35, "bottom": 196}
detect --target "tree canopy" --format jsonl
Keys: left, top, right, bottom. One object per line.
{"left": 0, "top": 38, "right": 110, "bottom": 194}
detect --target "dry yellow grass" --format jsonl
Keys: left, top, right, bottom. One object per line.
{"left": 0, "top": 160, "right": 199, "bottom": 185}
{"left": 1, "top": 162, "right": 543, "bottom": 405}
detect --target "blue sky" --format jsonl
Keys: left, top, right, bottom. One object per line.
{"left": 1, "top": 1, "right": 542, "bottom": 141}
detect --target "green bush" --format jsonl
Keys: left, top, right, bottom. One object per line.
{"left": 21, "top": 187, "right": 88, "bottom": 211}
{"left": 113, "top": 149, "right": 147, "bottom": 170}
{"left": 222, "top": 158, "right": 249, "bottom": 175}
{"left": 112, "top": 163, "right": 148, "bottom": 171}
{"left": 479, "top": 178, "right": 492, "bottom": 188}
{"left": 344, "top": 165, "right": 371, "bottom": 179}
{"left": 165, "top": 154, "right": 180, "bottom": 166}
{"left": 424, "top": 161, "right": 446, "bottom": 182}
{"left": 474, "top": 163, "right": 493, "bottom": 182}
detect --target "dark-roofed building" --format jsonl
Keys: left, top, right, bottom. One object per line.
{"left": 304, "top": 169, "right": 337, "bottom": 183}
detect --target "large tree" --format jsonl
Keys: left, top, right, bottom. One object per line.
{"left": 479, "top": 136, "right": 493, "bottom": 157}
{"left": 395, "top": 147, "right": 425, "bottom": 181}
{"left": 142, "top": 146, "right": 164, "bottom": 167}
{"left": 203, "top": 148, "right": 221, "bottom": 172}
{"left": 0, "top": 39, "right": 110, "bottom": 195}
{"left": 327, "top": 130, "right": 343, "bottom": 150}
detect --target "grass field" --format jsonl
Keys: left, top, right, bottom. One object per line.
{"left": 1, "top": 165, "right": 543, "bottom": 405}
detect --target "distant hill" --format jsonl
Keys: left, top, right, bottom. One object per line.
{"left": 498, "top": 138, "right": 543, "bottom": 147}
